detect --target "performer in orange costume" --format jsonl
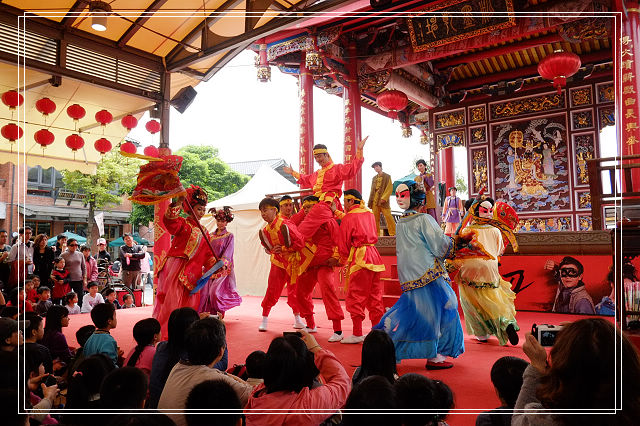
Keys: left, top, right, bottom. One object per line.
{"left": 333, "top": 189, "right": 385, "bottom": 344}
{"left": 152, "top": 186, "right": 219, "bottom": 338}
{"left": 257, "top": 197, "right": 311, "bottom": 332}
{"left": 291, "top": 196, "right": 345, "bottom": 342}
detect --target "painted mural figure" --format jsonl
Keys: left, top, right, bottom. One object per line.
{"left": 374, "top": 181, "right": 464, "bottom": 370}
{"left": 506, "top": 147, "right": 517, "bottom": 189}
{"left": 542, "top": 143, "right": 555, "bottom": 178}
{"left": 509, "top": 130, "right": 547, "bottom": 197}
{"left": 451, "top": 198, "right": 520, "bottom": 346}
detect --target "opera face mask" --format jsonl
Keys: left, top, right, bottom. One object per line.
{"left": 396, "top": 183, "right": 411, "bottom": 211}
{"left": 478, "top": 200, "right": 493, "bottom": 219}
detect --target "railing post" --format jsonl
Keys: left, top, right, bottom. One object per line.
{"left": 587, "top": 159, "right": 603, "bottom": 230}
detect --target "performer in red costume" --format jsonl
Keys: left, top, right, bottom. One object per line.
{"left": 291, "top": 196, "right": 345, "bottom": 342}
{"left": 333, "top": 189, "right": 385, "bottom": 344}
{"left": 152, "top": 186, "right": 218, "bottom": 338}
{"left": 257, "top": 197, "right": 311, "bottom": 332}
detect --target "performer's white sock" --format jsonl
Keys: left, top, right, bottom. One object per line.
{"left": 428, "top": 353, "right": 446, "bottom": 363}
{"left": 259, "top": 316, "right": 268, "bottom": 331}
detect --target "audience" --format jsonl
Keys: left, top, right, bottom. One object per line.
{"left": 0, "top": 316, "right": 23, "bottom": 351}
{"left": 394, "top": 373, "right": 454, "bottom": 426}
{"left": 513, "top": 318, "right": 640, "bottom": 426}
{"left": 158, "top": 317, "right": 252, "bottom": 426}
{"left": 51, "top": 256, "right": 71, "bottom": 305}
{"left": 245, "top": 350, "right": 266, "bottom": 386}
{"left": 82, "top": 245, "right": 99, "bottom": 284}
{"left": 476, "top": 356, "right": 529, "bottom": 426}
{"left": 23, "top": 344, "right": 59, "bottom": 425}
{"left": 244, "top": 329, "right": 350, "bottom": 426}
{"left": 23, "top": 312, "right": 53, "bottom": 373}
{"left": 351, "top": 329, "right": 397, "bottom": 386}
{"left": 83, "top": 302, "right": 122, "bottom": 367}
{"left": 185, "top": 380, "right": 243, "bottom": 426}
{"left": 342, "top": 375, "right": 400, "bottom": 426}
{"left": 68, "top": 324, "right": 97, "bottom": 375}
{"left": 122, "top": 293, "right": 136, "bottom": 309}
{"left": 148, "top": 307, "right": 227, "bottom": 409}
{"left": 64, "top": 354, "right": 117, "bottom": 425}
{"left": 101, "top": 366, "right": 149, "bottom": 410}
{"left": 34, "top": 286, "right": 52, "bottom": 316}
{"left": 105, "top": 288, "right": 122, "bottom": 309}
{"left": 61, "top": 238, "right": 87, "bottom": 304}
{"left": 24, "top": 277, "right": 38, "bottom": 306}
{"left": 124, "top": 317, "right": 161, "bottom": 378}
{"left": 41, "top": 304, "right": 74, "bottom": 364}
{"left": 81, "top": 281, "right": 105, "bottom": 313}
{"left": 65, "top": 291, "right": 81, "bottom": 314}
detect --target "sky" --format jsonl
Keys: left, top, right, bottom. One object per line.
{"left": 128, "top": 50, "right": 469, "bottom": 207}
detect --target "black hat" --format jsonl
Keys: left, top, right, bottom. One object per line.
{"left": 371, "top": 161, "right": 382, "bottom": 168}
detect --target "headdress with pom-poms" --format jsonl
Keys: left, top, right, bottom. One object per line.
{"left": 183, "top": 185, "right": 208, "bottom": 213}
{"left": 209, "top": 206, "right": 234, "bottom": 223}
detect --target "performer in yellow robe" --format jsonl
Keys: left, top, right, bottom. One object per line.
{"left": 367, "top": 161, "right": 395, "bottom": 236}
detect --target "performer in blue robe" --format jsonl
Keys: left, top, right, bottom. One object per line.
{"left": 374, "top": 181, "right": 464, "bottom": 369}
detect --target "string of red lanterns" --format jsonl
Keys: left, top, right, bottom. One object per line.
{"left": 145, "top": 119, "right": 161, "bottom": 134}
{"left": 376, "top": 89, "right": 408, "bottom": 120}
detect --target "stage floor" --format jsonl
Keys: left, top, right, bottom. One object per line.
{"left": 62, "top": 296, "right": 602, "bottom": 425}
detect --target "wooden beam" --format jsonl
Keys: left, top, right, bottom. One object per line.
{"left": 117, "top": 0, "right": 169, "bottom": 47}
{"left": 61, "top": 0, "right": 89, "bottom": 28}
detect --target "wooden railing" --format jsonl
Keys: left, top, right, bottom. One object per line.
{"left": 586, "top": 154, "right": 640, "bottom": 230}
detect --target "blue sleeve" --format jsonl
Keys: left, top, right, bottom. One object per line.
{"left": 213, "top": 346, "right": 229, "bottom": 371}
{"left": 419, "top": 214, "right": 454, "bottom": 260}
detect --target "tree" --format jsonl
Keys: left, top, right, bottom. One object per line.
{"left": 61, "top": 152, "right": 141, "bottom": 247}
{"left": 176, "top": 145, "right": 249, "bottom": 201}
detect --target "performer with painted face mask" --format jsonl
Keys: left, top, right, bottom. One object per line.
{"left": 374, "top": 181, "right": 464, "bottom": 370}
{"left": 451, "top": 196, "right": 520, "bottom": 346}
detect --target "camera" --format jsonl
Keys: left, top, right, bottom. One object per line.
{"left": 531, "top": 323, "right": 563, "bottom": 347}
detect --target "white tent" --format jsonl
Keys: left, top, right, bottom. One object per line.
{"left": 202, "top": 165, "right": 300, "bottom": 296}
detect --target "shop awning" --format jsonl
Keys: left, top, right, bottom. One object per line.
{"left": 19, "top": 204, "right": 130, "bottom": 223}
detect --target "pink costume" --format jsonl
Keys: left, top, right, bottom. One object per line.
{"left": 198, "top": 229, "right": 242, "bottom": 315}
{"left": 153, "top": 202, "right": 217, "bottom": 339}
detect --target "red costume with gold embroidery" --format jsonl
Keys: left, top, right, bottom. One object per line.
{"left": 336, "top": 203, "right": 385, "bottom": 337}
{"left": 294, "top": 154, "right": 364, "bottom": 205}
{"left": 153, "top": 187, "right": 216, "bottom": 338}
{"left": 259, "top": 214, "right": 312, "bottom": 318}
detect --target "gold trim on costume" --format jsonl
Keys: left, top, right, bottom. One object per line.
{"left": 400, "top": 260, "right": 448, "bottom": 293}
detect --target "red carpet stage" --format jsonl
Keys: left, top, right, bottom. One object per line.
{"left": 62, "top": 296, "right": 606, "bottom": 425}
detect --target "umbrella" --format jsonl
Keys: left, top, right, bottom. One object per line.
{"left": 108, "top": 233, "right": 150, "bottom": 247}
{"left": 47, "top": 231, "right": 87, "bottom": 246}
{"left": 392, "top": 173, "right": 418, "bottom": 194}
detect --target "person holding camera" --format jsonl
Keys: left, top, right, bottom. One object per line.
{"left": 544, "top": 256, "right": 595, "bottom": 314}
{"left": 513, "top": 318, "right": 640, "bottom": 426}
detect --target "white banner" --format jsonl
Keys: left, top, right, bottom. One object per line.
{"left": 95, "top": 211, "right": 105, "bottom": 237}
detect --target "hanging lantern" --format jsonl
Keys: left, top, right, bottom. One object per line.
{"left": 145, "top": 120, "right": 161, "bottom": 134}
{"left": 376, "top": 90, "right": 408, "bottom": 120}
{"left": 94, "top": 137, "right": 112, "bottom": 155}
{"left": 120, "top": 141, "right": 137, "bottom": 154}
{"left": 537, "top": 50, "right": 581, "bottom": 95}
{"left": 66, "top": 104, "right": 86, "bottom": 121}
{"left": 95, "top": 109, "right": 113, "bottom": 126}
{"left": 121, "top": 114, "right": 138, "bottom": 130}
{"left": 65, "top": 134, "right": 85, "bottom": 159}
{"left": 402, "top": 125, "right": 412, "bottom": 138}
{"left": 35, "top": 98, "right": 56, "bottom": 116}
{"left": 2, "top": 90, "right": 23, "bottom": 110}
{"left": 2, "top": 123, "right": 23, "bottom": 145}
{"left": 143, "top": 145, "right": 159, "bottom": 157}
{"left": 34, "top": 129, "right": 55, "bottom": 152}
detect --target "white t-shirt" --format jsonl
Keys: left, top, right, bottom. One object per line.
{"left": 81, "top": 293, "right": 105, "bottom": 313}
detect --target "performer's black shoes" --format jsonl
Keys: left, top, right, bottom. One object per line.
{"left": 425, "top": 360, "right": 453, "bottom": 370}
{"left": 506, "top": 324, "right": 519, "bottom": 346}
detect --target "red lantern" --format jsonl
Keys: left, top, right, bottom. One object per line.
{"left": 65, "top": 134, "right": 85, "bottom": 151}
{"left": 2, "top": 123, "right": 23, "bottom": 141}
{"left": 145, "top": 120, "right": 161, "bottom": 134}
{"left": 376, "top": 90, "right": 408, "bottom": 120}
{"left": 121, "top": 114, "right": 138, "bottom": 130}
{"left": 35, "top": 98, "right": 56, "bottom": 116}
{"left": 94, "top": 138, "right": 112, "bottom": 155}
{"left": 34, "top": 129, "right": 55, "bottom": 151}
{"left": 2, "top": 90, "right": 23, "bottom": 110}
{"left": 67, "top": 104, "right": 86, "bottom": 121}
{"left": 120, "top": 141, "right": 137, "bottom": 154}
{"left": 537, "top": 50, "right": 581, "bottom": 95}
{"left": 95, "top": 109, "right": 113, "bottom": 126}
{"left": 143, "top": 145, "right": 159, "bottom": 157}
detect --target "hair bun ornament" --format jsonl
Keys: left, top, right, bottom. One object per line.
{"left": 212, "top": 206, "right": 234, "bottom": 223}
{"left": 185, "top": 184, "right": 208, "bottom": 207}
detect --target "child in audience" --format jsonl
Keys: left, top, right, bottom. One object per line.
{"left": 8, "top": 287, "right": 34, "bottom": 314}
{"left": 41, "top": 304, "right": 74, "bottom": 365}
{"left": 64, "top": 291, "right": 80, "bottom": 314}
{"left": 34, "top": 287, "right": 52, "bottom": 316}
{"left": 476, "top": 356, "right": 529, "bottom": 426}
{"left": 342, "top": 375, "right": 400, "bottom": 426}
{"left": 122, "top": 293, "right": 136, "bottom": 308}
{"left": 0, "top": 317, "right": 24, "bottom": 351}
{"left": 83, "top": 302, "right": 123, "bottom": 367}
{"left": 245, "top": 350, "right": 266, "bottom": 386}
{"left": 25, "top": 277, "right": 39, "bottom": 305}
{"left": 394, "top": 373, "right": 454, "bottom": 426}
{"left": 185, "top": 380, "right": 242, "bottom": 426}
{"left": 104, "top": 288, "right": 122, "bottom": 309}
{"left": 68, "top": 324, "right": 97, "bottom": 375}
{"left": 81, "top": 282, "right": 105, "bottom": 313}
{"left": 124, "top": 317, "right": 161, "bottom": 378}
{"left": 351, "top": 329, "right": 398, "bottom": 385}
{"left": 51, "top": 257, "right": 71, "bottom": 305}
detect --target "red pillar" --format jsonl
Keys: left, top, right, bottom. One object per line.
{"left": 616, "top": 2, "right": 640, "bottom": 189}
{"left": 343, "top": 44, "right": 362, "bottom": 192}
{"left": 437, "top": 147, "right": 456, "bottom": 197}
{"left": 298, "top": 59, "right": 314, "bottom": 176}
